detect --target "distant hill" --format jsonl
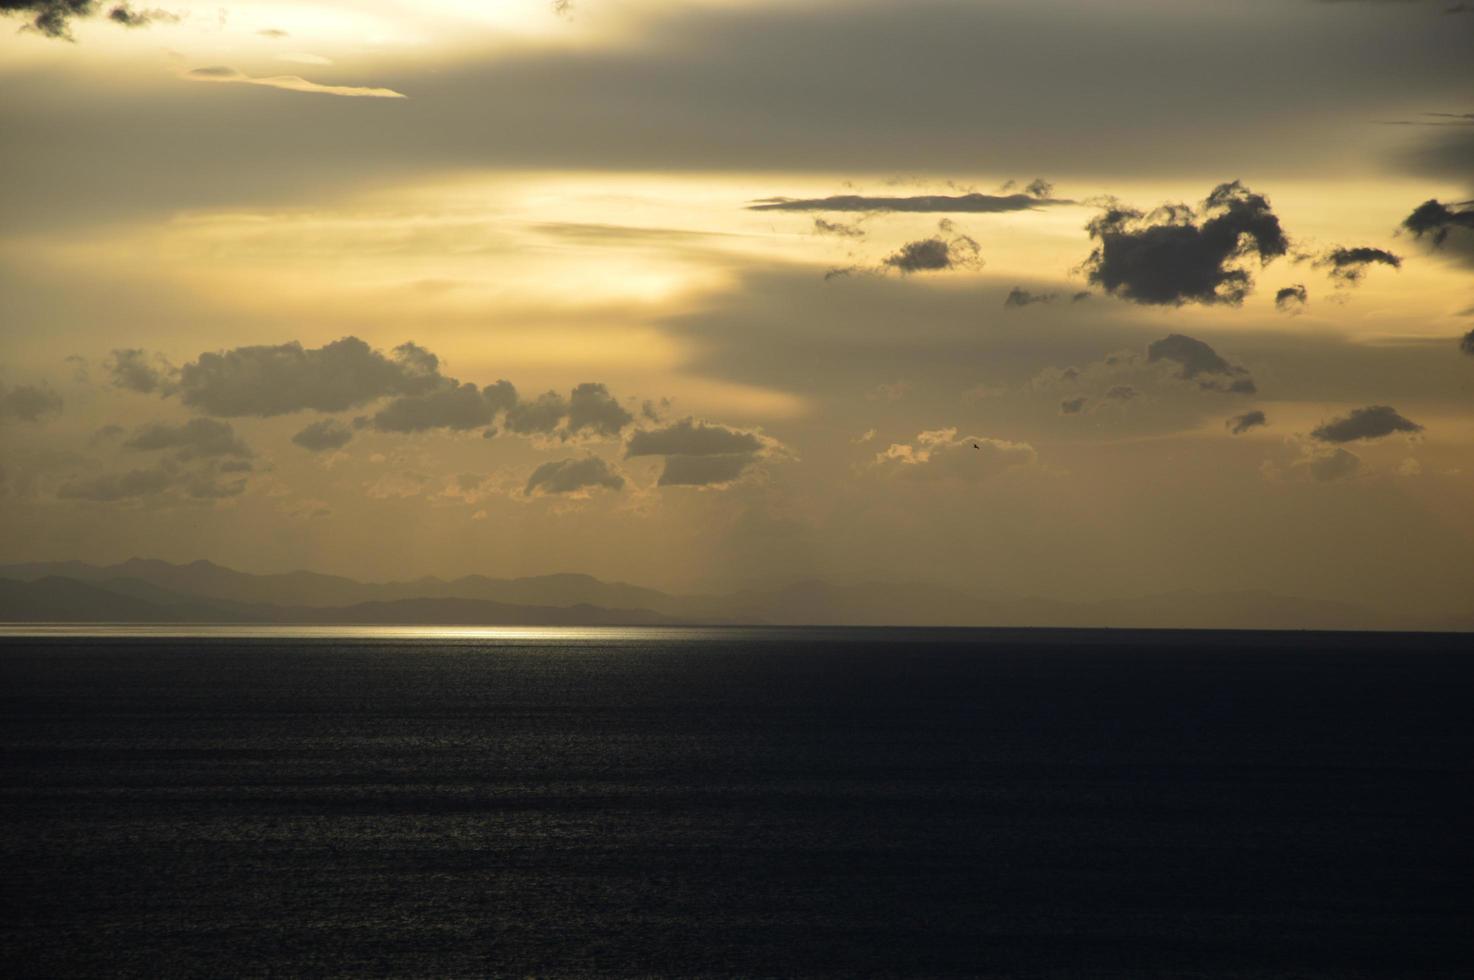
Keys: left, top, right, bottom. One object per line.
{"left": 0, "top": 559, "right": 685, "bottom": 614}
{"left": 0, "top": 558, "right": 1463, "bottom": 630}
{"left": 290, "top": 598, "right": 684, "bottom": 627}
{"left": 0, "top": 577, "right": 177, "bottom": 623}
{"left": 0, "top": 574, "right": 687, "bottom": 627}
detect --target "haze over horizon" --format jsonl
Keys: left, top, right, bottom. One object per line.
{"left": 3, "top": 0, "right": 1472, "bottom": 625}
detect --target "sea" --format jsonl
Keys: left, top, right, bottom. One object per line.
{"left": 2, "top": 626, "right": 1471, "bottom": 978}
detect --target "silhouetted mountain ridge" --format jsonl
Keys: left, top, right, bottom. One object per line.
{"left": 0, "top": 559, "right": 1464, "bottom": 630}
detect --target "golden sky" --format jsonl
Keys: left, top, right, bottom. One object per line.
{"left": 2, "top": 0, "right": 1471, "bottom": 616}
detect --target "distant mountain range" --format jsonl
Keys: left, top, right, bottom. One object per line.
{"left": 0, "top": 559, "right": 1467, "bottom": 631}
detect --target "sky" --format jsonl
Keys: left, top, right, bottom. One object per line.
{"left": 1, "top": 0, "right": 1471, "bottom": 616}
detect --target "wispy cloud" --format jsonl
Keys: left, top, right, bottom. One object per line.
{"left": 185, "top": 66, "right": 406, "bottom": 100}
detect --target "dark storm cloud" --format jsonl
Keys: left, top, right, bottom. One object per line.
{"left": 1403, "top": 200, "right": 1474, "bottom": 242}
{"left": 1318, "top": 246, "right": 1402, "bottom": 284}
{"left": 504, "top": 391, "right": 568, "bottom": 435}
{"left": 368, "top": 380, "right": 517, "bottom": 434}
{"left": 625, "top": 418, "right": 764, "bottom": 457}
{"left": 1146, "top": 334, "right": 1257, "bottom": 394}
{"left": 1003, "top": 288, "right": 1058, "bottom": 309}
{"left": 1275, "top": 284, "right": 1309, "bottom": 312}
{"left": 1, "top": 0, "right": 92, "bottom": 38}
{"left": 1059, "top": 397, "right": 1087, "bottom": 415}
{"left": 123, "top": 418, "right": 252, "bottom": 460}
{"left": 291, "top": 418, "right": 354, "bottom": 452}
{"left": 0, "top": 0, "right": 169, "bottom": 39}
{"left": 1311, "top": 405, "right": 1423, "bottom": 442}
{"left": 656, "top": 453, "right": 754, "bottom": 487}
{"left": 813, "top": 218, "right": 865, "bottom": 238}
{"left": 176, "top": 338, "right": 442, "bottom": 417}
{"left": 7, "top": 2, "right": 1473, "bottom": 231}
{"left": 1401, "top": 199, "right": 1474, "bottom": 267}
{"left": 56, "top": 463, "right": 174, "bottom": 501}
{"left": 1083, "top": 181, "right": 1289, "bottom": 306}
{"left": 1104, "top": 385, "right": 1138, "bottom": 401}
{"left": 1227, "top": 410, "right": 1268, "bottom": 434}
{"left": 184, "top": 471, "right": 249, "bottom": 499}
{"left": 105, "top": 348, "right": 176, "bottom": 394}
{"left": 107, "top": 4, "right": 175, "bottom": 28}
{"left": 749, "top": 191, "right": 1072, "bottom": 214}
{"left": 524, "top": 455, "right": 624, "bottom": 496}
{"left": 882, "top": 235, "right": 980, "bottom": 274}
{"left": 0, "top": 380, "right": 62, "bottom": 423}
{"left": 625, "top": 418, "right": 769, "bottom": 487}
{"left": 1462, "top": 328, "right": 1474, "bottom": 355}
{"left": 57, "top": 458, "right": 247, "bottom": 501}
{"left": 566, "top": 383, "right": 635, "bottom": 438}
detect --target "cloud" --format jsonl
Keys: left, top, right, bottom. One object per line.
{"left": 524, "top": 455, "right": 625, "bottom": 497}
{"left": 882, "top": 234, "right": 981, "bottom": 274}
{"left": 105, "top": 348, "right": 177, "bottom": 394}
{"left": 625, "top": 417, "right": 772, "bottom": 487}
{"left": 875, "top": 428, "right": 1036, "bottom": 482}
{"left": 1, "top": 1, "right": 169, "bottom": 40}
{"left": 1227, "top": 410, "right": 1268, "bottom": 434}
{"left": 1275, "top": 284, "right": 1308, "bottom": 312}
{"left": 1301, "top": 447, "right": 1362, "bottom": 483}
{"left": 626, "top": 418, "right": 764, "bottom": 457}
{"left": 1311, "top": 405, "right": 1423, "bottom": 442}
{"left": 866, "top": 381, "right": 909, "bottom": 403}
{"left": 749, "top": 191, "right": 1072, "bottom": 214}
{"left": 184, "top": 470, "right": 250, "bottom": 499}
{"left": 1317, "top": 246, "right": 1402, "bottom": 284}
{"left": 1083, "top": 181, "right": 1289, "bottom": 305}
{"left": 292, "top": 418, "right": 354, "bottom": 452}
{"left": 107, "top": 4, "right": 175, "bottom": 28}
{"left": 1103, "top": 385, "right": 1138, "bottom": 401}
{"left": 1462, "top": 328, "right": 1474, "bottom": 356}
{"left": 368, "top": 380, "right": 517, "bottom": 434}
{"left": 123, "top": 418, "right": 252, "bottom": 460}
{"left": 1004, "top": 287, "right": 1058, "bottom": 309}
{"left": 185, "top": 66, "right": 407, "bottom": 100}
{"left": 1146, "top": 334, "right": 1257, "bottom": 394}
{"left": 57, "top": 459, "right": 247, "bottom": 502}
{"left": 499, "top": 383, "right": 632, "bottom": 441}
{"left": 164, "top": 337, "right": 631, "bottom": 444}
{"left": 504, "top": 391, "right": 569, "bottom": 435}
{"left": 1059, "top": 397, "right": 1087, "bottom": 415}
{"left": 813, "top": 218, "right": 865, "bottom": 238}
{"left": 0, "top": 381, "right": 63, "bottom": 423}
{"left": 176, "top": 337, "right": 442, "bottom": 417}
{"left": 57, "top": 464, "right": 175, "bottom": 501}
{"left": 566, "top": 382, "right": 635, "bottom": 438}
{"left": 1401, "top": 199, "right": 1474, "bottom": 267}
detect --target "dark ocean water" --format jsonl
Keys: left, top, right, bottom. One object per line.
{"left": 2, "top": 627, "right": 1472, "bottom": 978}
